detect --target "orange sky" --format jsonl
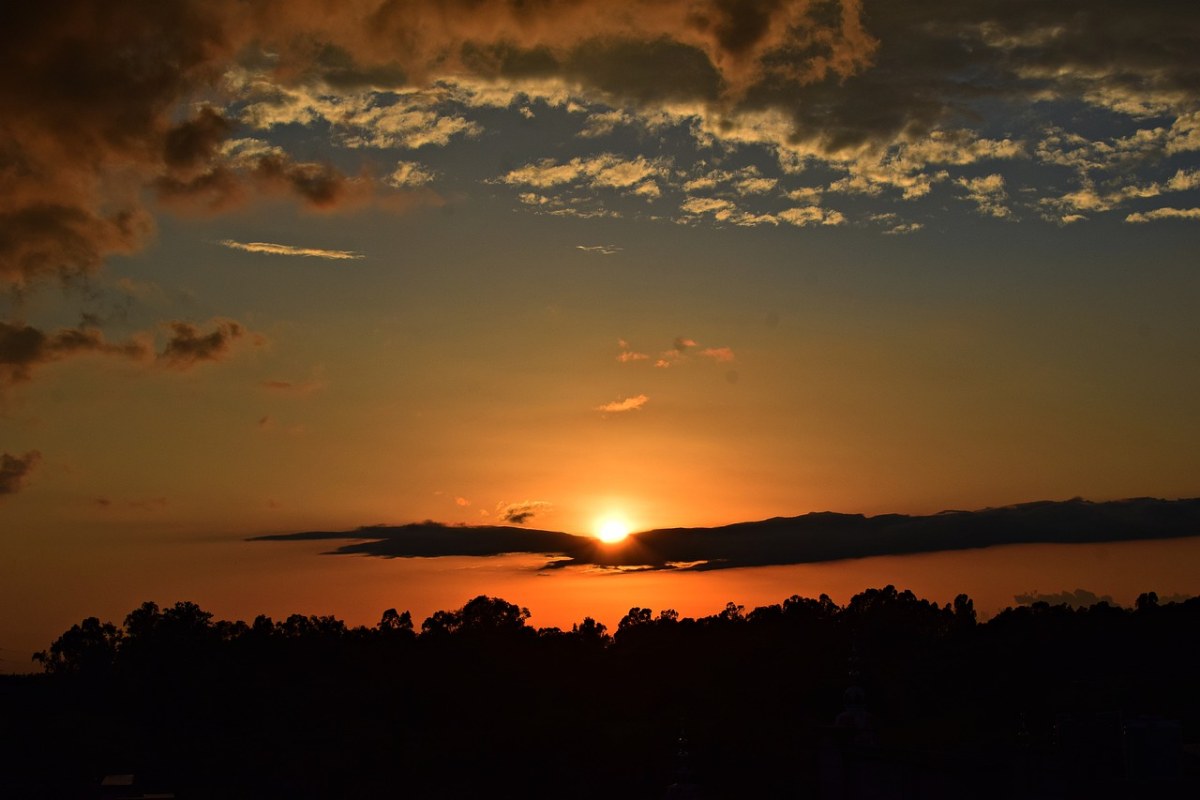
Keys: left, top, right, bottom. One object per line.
{"left": 3, "top": 0, "right": 1200, "bottom": 671}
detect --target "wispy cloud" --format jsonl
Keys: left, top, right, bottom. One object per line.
{"left": 1125, "top": 207, "right": 1200, "bottom": 223}
{"left": 597, "top": 394, "right": 649, "bottom": 413}
{"left": 576, "top": 244, "right": 622, "bottom": 255}
{"left": 218, "top": 240, "right": 364, "bottom": 260}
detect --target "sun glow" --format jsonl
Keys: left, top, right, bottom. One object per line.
{"left": 595, "top": 517, "right": 632, "bottom": 544}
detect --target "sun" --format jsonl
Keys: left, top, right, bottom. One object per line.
{"left": 595, "top": 516, "right": 632, "bottom": 544}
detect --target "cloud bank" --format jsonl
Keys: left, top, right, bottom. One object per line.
{"left": 253, "top": 497, "right": 1200, "bottom": 571}
{"left": 8, "top": 0, "right": 1198, "bottom": 289}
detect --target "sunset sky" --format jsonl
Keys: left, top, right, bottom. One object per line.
{"left": 3, "top": 0, "right": 1199, "bottom": 668}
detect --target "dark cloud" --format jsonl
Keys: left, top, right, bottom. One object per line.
{"left": 779, "top": 0, "right": 1200, "bottom": 154}
{"left": 0, "top": 1, "right": 407, "bottom": 287}
{"left": 0, "top": 450, "right": 41, "bottom": 497}
{"left": 156, "top": 151, "right": 383, "bottom": 215}
{"left": 158, "top": 319, "right": 257, "bottom": 369}
{"left": 162, "top": 107, "right": 233, "bottom": 173}
{"left": 253, "top": 497, "right": 1200, "bottom": 571}
{"left": 0, "top": 316, "right": 258, "bottom": 385}
{"left": 252, "top": 523, "right": 583, "bottom": 558}
{"left": 0, "top": 321, "right": 149, "bottom": 386}
{"left": 500, "top": 500, "right": 552, "bottom": 525}
{"left": 5, "top": 0, "right": 1198, "bottom": 287}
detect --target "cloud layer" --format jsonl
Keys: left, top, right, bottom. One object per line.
{"left": 254, "top": 497, "right": 1200, "bottom": 571}
{"left": 5, "top": 0, "right": 1200, "bottom": 291}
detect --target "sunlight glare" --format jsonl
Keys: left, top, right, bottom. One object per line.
{"left": 595, "top": 517, "right": 631, "bottom": 544}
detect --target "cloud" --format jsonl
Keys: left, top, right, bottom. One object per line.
{"left": 579, "top": 109, "right": 632, "bottom": 138}
{"left": 778, "top": 206, "right": 846, "bottom": 227}
{"left": 681, "top": 196, "right": 736, "bottom": 217}
{"left": 957, "top": 174, "right": 1013, "bottom": 219}
{"left": 158, "top": 319, "right": 261, "bottom": 370}
{"left": 7, "top": 0, "right": 1200, "bottom": 290}
{"left": 236, "top": 79, "right": 482, "bottom": 149}
{"left": 499, "top": 500, "right": 552, "bottom": 525}
{"left": 1, "top": 316, "right": 264, "bottom": 386}
{"left": 255, "top": 497, "right": 1200, "bottom": 572}
{"left": 576, "top": 245, "right": 622, "bottom": 255}
{"left": 596, "top": 394, "right": 649, "bottom": 413}
{"left": 699, "top": 346, "right": 735, "bottom": 362}
{"left": 1125, "top": 207, "right": 1200, "bottom": 223}
{"left": 500, "top": 154, "right": 669, "bottom": 192}
{"left": 156, "top": 144, "right": 398, "bottom": 215}
{"left": 0, "top": 451, "right": 41, "bottom": 498}
{"left": 387, "top": 161, "right": 437, "bottom": 188}
{"left": 1, "top": 321, "right": 150, "bottom": 387}
{"left": 219, "top": 240, "right": 364, "bottom": 260}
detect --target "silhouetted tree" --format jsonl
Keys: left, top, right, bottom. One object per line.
{"left": 32, "top": 616, "right": 122, "bottom": 675}
{"left": 377, "top": 607, "right": 415, "bottom": 638}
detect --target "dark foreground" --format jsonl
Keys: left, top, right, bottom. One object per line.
{"left": 4, "top": 587, "right": 1199, "bottom": 798}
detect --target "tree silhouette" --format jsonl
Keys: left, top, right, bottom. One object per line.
{"left": 32, "top": 616, "right": 121, "bottom": 676}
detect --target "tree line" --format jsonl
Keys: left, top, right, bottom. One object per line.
{"left": 6, "top": 587, "right": 1198, "bottom": 798}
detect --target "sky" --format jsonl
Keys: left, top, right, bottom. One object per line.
{"left": 2, "top": 0, "right": 1200, "bottom": 669}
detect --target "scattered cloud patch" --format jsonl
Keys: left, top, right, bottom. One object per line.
{"left": 699, "top": 346, "right": 735, "bottom": 362}
{"left": 779, "top": 206, "right": 846, "bottom": 227}
{"left": 576, "top": 244, "right": 622, "bottom": 255}
{"left": 500, "top": 154, "right": 668, "bottom": 192}
{"left": 387, "top": 161, "right": 437, "bottom": 188}
{"left": 957, "top": 174, "right": 1013, "bottom": 218}
{"left": 596, "top": 394, "right": 649, "bottom": 413}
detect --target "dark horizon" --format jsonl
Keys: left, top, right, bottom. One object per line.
{"left": 10, "top": 586, "right": 1200, "bottom": 798}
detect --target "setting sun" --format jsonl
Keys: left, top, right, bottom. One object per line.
{"left": 595, "top": 517, "right": 632, "bottom": 544}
